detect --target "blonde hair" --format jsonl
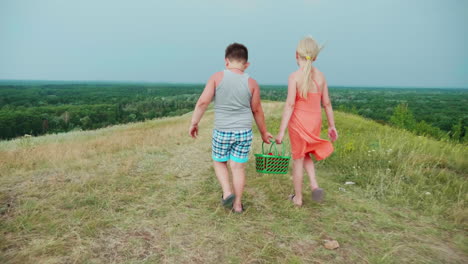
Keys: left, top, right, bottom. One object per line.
{"left": 296, "top": 36, "right": 322, "bottom": 98}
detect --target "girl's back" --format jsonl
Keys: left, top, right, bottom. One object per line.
{"left": 293, "top": 67, "right": 325, "bottom": 113}
{"left": 294, "top": 67, "right": 325, "bottom": 94}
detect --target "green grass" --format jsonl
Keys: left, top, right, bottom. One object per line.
{"left": 0, "top": 102, "right": 466, "bottom": 263}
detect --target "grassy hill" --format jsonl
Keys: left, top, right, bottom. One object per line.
{"left": 0, "top": 102, "right": 466, "bottom": 263}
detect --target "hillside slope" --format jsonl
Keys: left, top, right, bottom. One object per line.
{"left": 0, "top": 102, "right": 466, "bottom": 263}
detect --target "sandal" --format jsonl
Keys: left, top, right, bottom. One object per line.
{"left": 221, "top": 194, "right": 235, "bottom": 208}
{"left": 312, "top": 188, "right": 324, "bottom": 203}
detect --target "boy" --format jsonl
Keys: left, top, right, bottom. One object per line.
{"left": 189, "top": 43, "right": 272, "bottom": 213}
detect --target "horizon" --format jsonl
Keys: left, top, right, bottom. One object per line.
{"left": 0, "top": 78, "right": 467, "bottom": 90}
{"left": 1, "top": 0, "right": 467, "bottom": 88}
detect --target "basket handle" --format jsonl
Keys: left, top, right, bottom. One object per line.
{"left": 268, "top": 141, "right": 278, "bottom": 155}
{"left": 261, "top": 141, "right": 274, "bottom": 154}
{"left": 262, "top": 140, "right": 285, "bottom": 156}
{"left": 275, "top": 141, "right": 287, "bottom": 156}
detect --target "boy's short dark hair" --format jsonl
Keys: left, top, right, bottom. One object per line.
{"left": 225, "top": 43, "right": 248, "bottom": 62}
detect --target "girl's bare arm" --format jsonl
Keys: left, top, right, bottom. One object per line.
{"left": 321, "top": 79, "right": 338, "bottom": 141}
{"left": 276, "top": 73, "right": 297, "bottom": 143}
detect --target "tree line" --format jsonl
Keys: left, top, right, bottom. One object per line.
{"left": 261, "top": 85, "right": 467, "bottom": 143}
{"left": 0, "top": 83, "right": 466, "bottom": 143}
{"left": 0, "top": 83, "right": 202, "bottom": 140}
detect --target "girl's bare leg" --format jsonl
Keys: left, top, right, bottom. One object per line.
{"left": 304, "top": 155, "right": 319, "bottom": 190}
{"left": 292, "top": 157, "right": 305, "bottom": 206}
{"left": 304, "top": 155, "right": 324, "bottom": 202}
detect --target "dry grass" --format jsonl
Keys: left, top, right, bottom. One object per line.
{"left": 0, "top": 102, "right": 466, "bottom": 263}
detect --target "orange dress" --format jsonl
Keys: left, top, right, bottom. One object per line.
{"left": 288, "top": 80, "right": 334, "bottom": 160}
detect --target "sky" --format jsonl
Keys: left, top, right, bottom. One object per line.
{"left": 1, "top": 0, "right": 467, "bottom": 88}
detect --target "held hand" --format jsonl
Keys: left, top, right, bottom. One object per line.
{"left": 261, "top": 132, "right": 274, "bottom": 144}
{"left": 275, "top": 132, "right": 284, "bottom": 144}
{"left": 328, "top": 127, "right": 338, "bottom": 142}
{"left": 189, "top": 124, "right": 198, "bottom": 138}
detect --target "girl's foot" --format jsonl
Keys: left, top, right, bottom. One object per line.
{"left": 312, "top": 188, "right": 324, "bottom": 203}
{"left": 288, "top": 194, "right": 303, "bottom": 207}
{"left": 232, "top": 203, "right": 244, "bottom": 213}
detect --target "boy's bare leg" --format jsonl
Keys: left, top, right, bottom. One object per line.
{"left": 229, "top": 161, "right": 246, "bottom": 212}
{"left": 213, "top": 161, "right": 233, "bottom": 199}
{"left": 304, "top": 155, "right": 319, "bottom": 190}
{"left": 292, "top": 158, "right": 305, "bottom": 206}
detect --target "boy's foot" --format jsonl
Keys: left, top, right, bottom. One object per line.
{"left": 312, "top": 188, "right": 324, "bottom": 203}
{"left": 221, "top": 194, "right": 235, "bottom": 208}
{"left": 288, "top": 194, "right": 302, "bottom": 207}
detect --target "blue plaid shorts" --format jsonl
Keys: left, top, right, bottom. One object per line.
{"left": 212, "top": 129, "right": 253, "bottom": 163}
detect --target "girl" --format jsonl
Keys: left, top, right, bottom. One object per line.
{"left": 275, "top": 36, "right": 338, "bottom": 207}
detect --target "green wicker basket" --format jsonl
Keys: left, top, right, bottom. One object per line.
{"left": 255, "top": 141, "right": 291, "bottom": 174}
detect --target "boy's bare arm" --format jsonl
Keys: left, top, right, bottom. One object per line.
{"left": 249, "top": 78, "right": 272, "bottom": 143}
{"left": 189, "top": 78, "right": 216, "bottom": 138}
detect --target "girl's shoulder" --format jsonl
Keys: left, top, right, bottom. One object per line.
{"left": 311, "top": 67, "right": 327, "bottom": 91}
{"left": 310, "top": 67, "right": 325, "bottom": 80}
{"left": 289, "top": 70, "right": 302, "bottom": 81}
{"left": 316, "top": 67, "right": 328, "bottom": 80}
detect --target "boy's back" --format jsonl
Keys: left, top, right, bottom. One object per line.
{"left": 213, "top": 69, "right": 252, "bottom": 131}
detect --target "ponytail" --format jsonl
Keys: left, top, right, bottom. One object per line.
{"left": 296, "top": 36, "right": 322, "bottom": 98}
{"left": 300, "top": 58, "right": 313, "bottom": 98}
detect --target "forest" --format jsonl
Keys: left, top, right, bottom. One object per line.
{"left": 0, "top": 81, "right": 467, "bottom": 142}
{"left": 262, "top": 85, "right": 468, "bottom": 142}
{"left": 0, "top": 82, "right": 202, "bottom": 139}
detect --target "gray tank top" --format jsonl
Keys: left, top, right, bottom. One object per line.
{"left": 214, "top": 70, "right": 253, "bottom": 131}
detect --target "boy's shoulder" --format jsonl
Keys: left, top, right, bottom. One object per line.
{"left": 209, "top": 71, "right": 225, "bottom": 87}
{"left": 209, "top": 70, "right": 257, "bottom": 89}
{"left": 248, "top": 77, "right": 258, "bottom": 92}
{"left": 209, "top": 71, "right": 224, "bottom": 80}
